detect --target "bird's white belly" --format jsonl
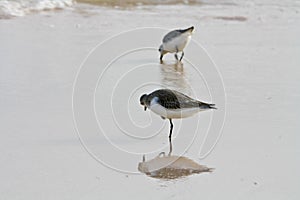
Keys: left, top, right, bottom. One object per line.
{"left": 164, "top": 34, "right": 191, "bottom": 53}
{"left": 149, "top": 104, "right": 200, "bottom": 119}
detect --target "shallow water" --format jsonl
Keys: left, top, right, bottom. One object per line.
{"left": 77, "top": 0, "right": 202, "bottom": 6}
{"left": 0, "top": 0, "right": 300, "bottom": 199}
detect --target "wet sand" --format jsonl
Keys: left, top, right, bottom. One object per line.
{"left": 0, "top": 0, "right": 300, "bottom": 199}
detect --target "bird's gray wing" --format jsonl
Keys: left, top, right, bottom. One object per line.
{"left": 172, "top": 91, "right": 201, "bottom": 108}
{"left": 149, "top": 89, "right": 181, "bottom": 109}
{"left": 172, "top": 90, "right": 215, "bottom": 109}
{"left": 149, "top": 89, "right": 216, "bottom": 110}
{"left": 163, "top": 30, "right": 181, "bottom": 43}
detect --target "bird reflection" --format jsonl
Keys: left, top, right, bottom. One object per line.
{"left": 159, "top": 61, "right": 192, "bottom": 96}
{"left": 138, "top": 140, "right": 213, "bottom": 180}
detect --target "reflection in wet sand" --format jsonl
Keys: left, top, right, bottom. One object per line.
{"left": 138, "top": 140, "right": 213, "bottom": 180}
{"left": 159, "top": 61, "right": 192, "bottom": 96}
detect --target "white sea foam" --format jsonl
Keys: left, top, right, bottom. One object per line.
{"left": 0, "top": 0, "right": 74, "bottom": 18}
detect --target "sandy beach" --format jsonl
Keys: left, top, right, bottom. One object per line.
{"left": 0, "top": 0, "right": 299, "bottom": 199}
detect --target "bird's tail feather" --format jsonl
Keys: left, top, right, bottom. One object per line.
{"left": 199, "top": 103, "right": 217, "bottom": 110}
{"left": 180, "top": 26, "right": 194, "bottom": 33}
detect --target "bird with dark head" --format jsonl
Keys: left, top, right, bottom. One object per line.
{"left": 139, "top": 89, "right": 216, "bottom": 141}
{"left": 140, "top": 94, "right": 148, "bottom": 111}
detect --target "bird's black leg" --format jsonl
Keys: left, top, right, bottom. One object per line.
{"left": 180, "top": 51, "right": 184, "bottom": 61}
{"left": 174, "top": 47, "right": 179, "bottom": 60}
{"left": 160, "top": 54, "right": 163, "bottom": 62}
{"left": 169, "top": 119, "right": 173, "bottom": 140}
{"left": 168, "top": 137, "right": 173, "bottom": 156}
{"left": 174, "top": 54, "right": 178, "bottom": 60}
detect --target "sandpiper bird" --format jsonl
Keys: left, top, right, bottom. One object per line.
{"left": 159, "top": 26, "right": 194, "bottom": 62}
{"left": 140, "top": 89, "right": 216, "bottom": 140}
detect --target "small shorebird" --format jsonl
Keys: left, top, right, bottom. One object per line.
{"left": 159, "top": 26, "right": 194, "bottom": 62}
{"left": 140, "top": 89, "right": 216, "bottom": 140}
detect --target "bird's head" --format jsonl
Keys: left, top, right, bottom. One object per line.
{"left": 158, "top": 44, "right": 163, "bottom": 53}
{"left": 158, "top": 44, "right": 167, "bottom": 61}
{"left": 140, "top": 94, "right": 148, "bottom": 111}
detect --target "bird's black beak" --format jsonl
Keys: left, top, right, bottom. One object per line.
{"left": 144, "top": 106, "right": 147, "bottom": 111}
